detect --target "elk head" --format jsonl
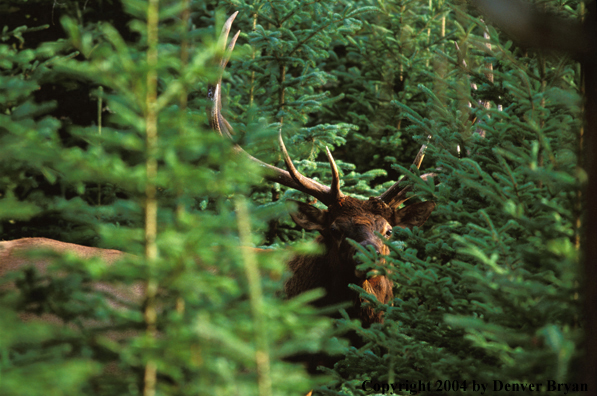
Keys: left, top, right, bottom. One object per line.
{"left": 283, "top": 181, "right": 435, "bottom": 327}
{"left": 209, "top": 13, "right": 436, "bottom": 327}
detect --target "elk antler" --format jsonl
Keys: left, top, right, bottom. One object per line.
{"left": 208, "top": 12, "right": 343, "bottom": 206}
{"left": 378, "top": 139, "right": 435, "bottom": 208}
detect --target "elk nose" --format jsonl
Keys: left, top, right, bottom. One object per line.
{"left": 354, "top": 241, "right": 380, "bottom": 279}
{"left": 359, "top": 241, "right": 380, "bottom": 254}
{"left": 354, "top": 241, "right": 381, "bottom": 279}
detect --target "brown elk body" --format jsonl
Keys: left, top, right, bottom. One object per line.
{"left": 0, "top": 237, "right": 127, "bottom": 272}
{"left": 0, "top": 237, "right": 138, "bottom": 328}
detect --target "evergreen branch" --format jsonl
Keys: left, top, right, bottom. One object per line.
{"left": 287, "top": 7, "right": 378, "bottom": 57}
{"left": 287, "top": 13, "right": 340, "bottom": 57}
{"left": 267, "top": 0, "right": 281, "bottom": 26}
{"left": 1, "top": 24, "right": 49, "bottom": 42}
{"left": 41, "top": 51, "right": 80, "bottom": 68}
{"left": 254, "top": 12, "right": 278, "bottom": 26}
{"left": 279, "top": 0, "right": 323, "bottom": 25}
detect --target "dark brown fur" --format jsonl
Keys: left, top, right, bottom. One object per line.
{"left": 284, "top": 197, "right": 435, "bottom": 327}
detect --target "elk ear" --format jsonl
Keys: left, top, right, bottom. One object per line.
{"left": 286, "top": 200, "right": 326, "bottom": 231}
{"left": 391, "top": 201, "right": 436, "bottom": 229}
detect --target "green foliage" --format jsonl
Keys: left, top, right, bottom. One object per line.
{"left": 319, "top": 1, "right": 583, "bottom": 395}
{"left": 1, "top": 1, "right": 337, "bottom": 395}
{"left": 0, "top": 0, "right": 584, "bottom": 395}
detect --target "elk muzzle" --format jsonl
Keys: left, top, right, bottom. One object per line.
{"left": 353, "top": 240, "right": 386, "bottom": 279}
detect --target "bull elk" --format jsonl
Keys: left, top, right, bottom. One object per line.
{"left": 210, "top": 12, "right": 436, "bottom": 329}
{"left": 0, "top": 11, "right": 436, "bottom": 374}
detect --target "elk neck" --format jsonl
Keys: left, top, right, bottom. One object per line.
{"left": 286, "top": 197, "right": 395, "bottom": 321}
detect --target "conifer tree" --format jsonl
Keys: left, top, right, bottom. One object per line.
{"left": 321, "top": 1, "right": 584, "bottom": 395}
{"left": 1, "top": 2, "right": 336, "bottom": 395}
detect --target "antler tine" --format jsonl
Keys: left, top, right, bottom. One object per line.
{"left": 412, "top": 141, "right": 427, "bottom": 169}
{"left": 209, "top": 13, "right": 341, "bottom": 207}
{"left": 325, "top": 146, "right": 342, "bottom": 200}
{"left": 378, "top": 141, "right": 430, "bottom": 207}
{"left": 218, "top": 13, "right": 240, "bottom": 70}
{"left": 278, "top": 130, "right": 344, "bottom": 204}
{"left": 209, "top": 12, "right": 240, "bottom": 139}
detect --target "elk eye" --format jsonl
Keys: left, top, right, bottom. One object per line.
{"left": 330, "top": 225, "right": 341, "bottom": 238}
{"left": 385, "top": 229, "right": 393, "bottom": 237}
